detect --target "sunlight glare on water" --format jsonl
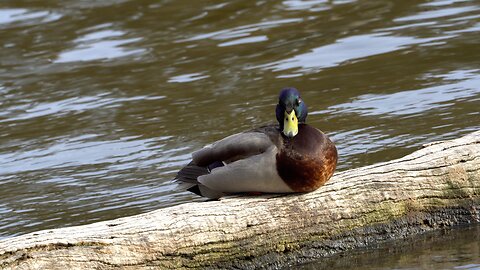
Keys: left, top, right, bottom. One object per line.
{"left": 56, "top": 27, "right": 146, "bottom": 63}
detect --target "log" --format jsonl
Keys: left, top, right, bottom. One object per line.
{"left": 1, "top": 131, "right": 479, "bottom": 269}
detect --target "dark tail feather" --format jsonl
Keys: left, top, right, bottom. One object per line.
{"left": 187, "top": 185, "right": 224, "bottom": 199}
{"left": 174, "top": 161, "right": 225, "bottom": 199}
{"left": 175, "top": 161, "right": 209, "bottom": 184}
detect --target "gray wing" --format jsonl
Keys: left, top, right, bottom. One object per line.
{"left": 198, "top": 146, "right": 294, "bottom": 194}
{"left": 174, "top": 131, "right": 275, "bottom": 198}
{"left": 192, "top": 132, "right": 275, "bottom": 166}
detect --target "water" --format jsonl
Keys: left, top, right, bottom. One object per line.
{"left": 298, "top": 224, "right": 480, "bottom": 270}
{"left": 0, "top": 0, "right": 479, "bottom": 267}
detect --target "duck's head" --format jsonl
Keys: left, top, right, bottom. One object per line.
{"left": 276, "top": 87, "right": 308, "bottom": 138}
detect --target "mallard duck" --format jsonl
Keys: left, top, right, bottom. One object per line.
{"left": 175, "top": 87, "right": 337, "bottom": 199}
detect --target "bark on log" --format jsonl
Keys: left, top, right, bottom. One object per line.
{"left": 1, "top": 131, "right": 479, "bottom": 269}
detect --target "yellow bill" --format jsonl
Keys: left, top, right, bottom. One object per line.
{"left": 283, "top": 110, "right": 298, "bottom": 138}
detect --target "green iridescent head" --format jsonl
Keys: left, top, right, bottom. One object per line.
{"left": 276, "top": 87, "right": 308, "bottom": 138}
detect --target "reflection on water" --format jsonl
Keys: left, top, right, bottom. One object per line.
{"left": 218, "top": 35, "right": 269, "bottom": 47}
{"left": 394, "top": 6, "right": 475, "bottom": 21}
{"left": 329, "top": 69, "right": 480, "bottom": 116}
{"left": 254, "top": 33, "right": 439, "bottom": 74}
{"left": 180, "top": 18, "right": 303, "bottom": 42}
{"left": 298, "top": 224, "right": 480, "bottom": 270}
{"left": 0, "top": 8, "right": 61, "bottom": 26}
{"left": 1, "top": 94, "right": 165, "bottom": 123}
{"left": 56, "top": 26, "right": 146, "bottom": 63}
{"left": 168, "top": 73, "right": 210, "bottom": 83}
{"left": 0, "top": 2, "right": 479, "bottom": 268}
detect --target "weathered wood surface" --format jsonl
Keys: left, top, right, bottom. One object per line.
{"left": 1, "top": 131, "right": 479, "bottom": 269}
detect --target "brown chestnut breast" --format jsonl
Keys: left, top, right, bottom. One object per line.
{"left": 276, "top": 124, "right": 338, "bottom": 192}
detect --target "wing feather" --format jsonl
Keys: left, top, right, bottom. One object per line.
{"left": 192, "top": 132, "right": 274, "bottom": 166}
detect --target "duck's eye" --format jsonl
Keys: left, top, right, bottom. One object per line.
{"left": 295, "top": 99, "right": 301, "bottom": 106}
{"left": 291, "top": 117, "right": 294, "bottom": 121}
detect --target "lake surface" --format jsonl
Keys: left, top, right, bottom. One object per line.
{"left": 0, "top": 0, "right": 479, "bottom": 267}
{"left": 298, "top": 224, "right": 480, "bottom": 270}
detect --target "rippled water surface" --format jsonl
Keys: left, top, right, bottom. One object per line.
{"left": 299, "top": 224, "right": 480, "bottom": 270}
{"left": 0, "top": 0, "right": 479, "bottom": 264}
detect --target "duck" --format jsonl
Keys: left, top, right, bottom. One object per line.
{"left": 175, "top": 87, "right": 337, "bottom": 199}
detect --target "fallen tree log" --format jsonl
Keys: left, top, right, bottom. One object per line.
{"left": 1, "top": 131, "right": 479, "bottom": 269}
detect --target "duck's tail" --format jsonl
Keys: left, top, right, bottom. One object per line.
{"left": 174, "top": 161, "right": 225, "bottom": 199}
